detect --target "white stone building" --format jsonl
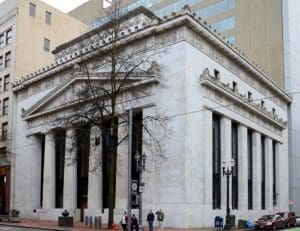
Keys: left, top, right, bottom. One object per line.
{"left": 11, "top": 7, "right": 291, "bottom": 228}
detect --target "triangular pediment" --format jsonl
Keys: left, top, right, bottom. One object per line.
{"left": 23, "top": 73, "right": 158, "bottom": 121}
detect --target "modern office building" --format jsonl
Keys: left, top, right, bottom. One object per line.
{"left": 70, "top": 0, "right": 300, "bottom": 214}
{"left": 0, "top": 0, "right": 87, "bottom": 213}
{"left": 11, "top": 6, "right": 291, "bottom": 227}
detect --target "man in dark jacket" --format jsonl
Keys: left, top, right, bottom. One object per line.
{"left": 146, "top": 210, "right": 155, "bottom": 231}
{"left": 131, "top": 214, "right": 139, "bottom": 231}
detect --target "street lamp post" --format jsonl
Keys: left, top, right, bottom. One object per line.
{"left": 135, "top": 152, "right": 147, "bottom": 231}
{"left": 222, "top": 159, "right": 235, "bottom": 230}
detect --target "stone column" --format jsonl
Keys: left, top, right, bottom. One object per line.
{"left": 238, "top": 125, "right": 248, "bottom": 210}
{"left": 220, "top": 117, "right": 232, "bottom": 210}
{"left": 31, "top": 135, "right": 42, "bottom": 209}
{"left": 42, "top": 132, "right": 56, "bottom": 209}
{"left": 88, "top": 126, "right": 102, "bottom": 209}
{"left": 265, "top": 137, "right": 274, "bottom": 210}
{"left": 203, "top": 110, "right": 213, "bottom": 209}
{"left": 63, "top": 128, "right": 77, "bottom": 209}
{"left": 252, "top": 132, "right": 262, "bottom": 210}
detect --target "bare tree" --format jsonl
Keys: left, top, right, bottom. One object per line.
{"left": 53, "top": 2, "right": 168, "bottom": 228}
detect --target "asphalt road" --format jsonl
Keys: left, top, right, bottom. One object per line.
{"left": 0, "top": 226, "right": 51, "bottom": 231}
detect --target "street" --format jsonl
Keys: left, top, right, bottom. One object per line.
{"left": 0, "top": 226, "right": 48, "bottom": 231}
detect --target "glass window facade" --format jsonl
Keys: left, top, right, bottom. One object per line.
{"left": 210, "top": 17, "right": 235, "bottom": 33}
{"left": 196, "top": 0, "right": 235, "bottom": 19}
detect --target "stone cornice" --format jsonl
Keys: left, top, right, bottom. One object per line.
{"left": 200, "top": 68, "right": 287, "bottom": 129}
{"left": 0, "top": 8, "right": 18, "bottom": 27}
{"left": 13, "top": 7, "right": 291, "bottom": 104}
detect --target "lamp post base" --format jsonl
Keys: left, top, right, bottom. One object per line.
{"left": 224, "top": 214, "right": 235, "bottom": 230}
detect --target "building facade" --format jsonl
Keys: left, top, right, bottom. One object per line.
{"left": 69, "top": 0, "right": 300, "bottom": 215}
{"left": 0, "top": 0, "right": 87, "bottom": 213}
{"left": 11, "top": 7, "right": 291, "bottom": 227}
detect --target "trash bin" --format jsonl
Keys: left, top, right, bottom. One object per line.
{"left": 87, "top": 216, "right": 93, "bottom": 228}
{"left": 94, "top": 216, "right": 102, "bottom": 229}
{"left": 238, "top": 219, "right": 247, "bottom": 229}
{"left": 215, "top": 216, "right": 224, "bottom": 230}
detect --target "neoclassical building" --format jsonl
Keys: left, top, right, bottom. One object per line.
{"left": 11, "top": 6, "right": 291, "bottom": 228}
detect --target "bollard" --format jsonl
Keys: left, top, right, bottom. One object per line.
{"left": 87, "top": 216, "right": 93, "bottom": 228}
{"left": 85, "top": 216, "right": 88, "bottom": 227}
{"left": 94, "top": 216, "right": 102, "bottom": 229}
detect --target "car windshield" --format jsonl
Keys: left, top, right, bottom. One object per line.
{"left": 259, "top": 215, "right": 274, "bottom": 220}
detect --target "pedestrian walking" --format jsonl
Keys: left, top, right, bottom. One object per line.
{"left": 146, "top": 209, "right": 155, "bottom": 231}
{"left": 121, "top": 211, "right": 128, "bottom": 231}
{"left": 156, "top": 209, "right": 164, "bottom": 231}
{"left": 131, "top": 214, "right": 139, "bottom": 231}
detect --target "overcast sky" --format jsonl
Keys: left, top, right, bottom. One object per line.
{"left": 0, "top": 0, "right": 89, "bottom": 13}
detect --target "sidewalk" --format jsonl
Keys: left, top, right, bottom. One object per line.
{"left": 0, "top": 218, "right": 216, "bottom": 231}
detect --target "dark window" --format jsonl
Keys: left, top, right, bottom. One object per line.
{"left": 248, "top": 129, "right": 253, "bottom": 209}
{"left": 6, "top": 29, "right": 12, "bottom": 44}
{"left": 261, "top": 100, "right": 265, "bottom": 108}
{"left": 131, "top": 111, "right": 143, "bottom": 208}
{"left": 0, "top": 78, "right": 2, "bottom": 91}
{"left": 273, "top": 141, "right": 277, "bottom": 206}
{"left": 212, "top": 113, "right": 221, "bottom": 209}
{"left": 272, "top": 108, "right": 276, "bottom": 115}
{"left": 29, "top": 3, "right": 36, "bottom": 17}
{"left": 5, "top": 51, "right": 11, "bottom": 68}
{"left": 2, "top": 98, "right": 8, "bottom": 115}
{"left": 261, "top": 135, "right": 266, "bottom": 210}
{"left": 248, "top": 91, "right": 252, "bottom": 102}
{"left": 232, "top": 81, "right": 237, "bottom": 92}
{"left": 4, "top": 75, "right": 9, "bottom": 91}
{"left": 1, "top": 122, "right": 8, "bottom": 140}
{"left": 232, "top": 122, "right": 238, "bottom": 209}
{"left": 214, "top": 69, "right": 220, "bottom": 79}
{"left": 45, "top": 11, "right": 52, "bottom": 24}
{"left": 44, "top": 38, "right": 50, "bottom": 52}
{"left": 0, "top": 34, "right": 4, "bottom": 48}
{"left": 0, "top": 56, "right": 3, "bottom": 70}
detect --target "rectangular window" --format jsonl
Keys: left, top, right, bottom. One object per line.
{"left": 212, "top": 113, "right": 221, "bottom": 209}
{"left": 248, "top": 130, "right": 253, "bottom": 210}
{"left": 29, "top": 3, "right": 36, "bottom": 17}
{"left": 44, "top": 38, "right": 50, "bottom": 52}
{"left": 5, "top": 51, "right": 11, "bottom": 68}
{"left": 273, "top": 141, "right": 277, "bottom": 206}
{"left": 4, "top": 75, "right": 9, "bottom": 91}
{"left": 0, "top": 34, "right": 4, "bottom": 48}
{"left": 45, "top": 11, "right": 52, "bottom": 24}
{"left": 6, "top": 29, "right": 12, "bottom": 44}
{"left": 232, "top": 122, "right": 238, "bottom": 209}
{"left": 261, "top": 135, "right": 266, "bottom": 210}
{"left": 1, "top": 122, "right": 8, "bottom": 140}
{"left": 0, "top": 56, "right": 3, "bottom": 70}
{"left": 2, "top": 98, "right": 8, "bottom": 115}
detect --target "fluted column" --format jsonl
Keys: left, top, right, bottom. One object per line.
{"left": 31, "top": 135, "right": 42, "bottom": 209}
{"left": 238, "top": 125, "right": 248, "bottom": 210}
{"left": 220, "top": 117, "right": 232, "bottom": 209}
{"left": 252, "top": 132, "right": 262, "bottom": 210}
{"left": 265, "top": 137, "right": 274, "bottom": 210}
{"left": 203, "top": 110, "right": 213, "bottom": 209}
{"left": 63, "top": 128, "right": 77, "bottom": 209}
{"left": 88, "top": 126, "right": 102, "bottom": 209}
{"left": 42, "top": 132, "right": 56, "bottom": 209}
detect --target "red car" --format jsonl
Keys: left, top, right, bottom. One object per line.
{"left": 254, "top": 214, "right": 284, "bottom": 230}
{"left": 276, "top": 212, "right": 296, "bottom": 228}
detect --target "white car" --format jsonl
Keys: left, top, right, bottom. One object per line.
{"left": 296, "top": 216, "right": 300, "bottom": 226}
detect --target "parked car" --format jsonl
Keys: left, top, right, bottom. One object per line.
{"left": 276, "top": 212, "right": 296, "bottom": 228}
{"left": 296, "top": 216, "right": 300, "bottom": 226}
{"left": 254, "top": 214, "right": 284, "bottom": 230}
